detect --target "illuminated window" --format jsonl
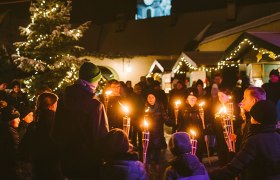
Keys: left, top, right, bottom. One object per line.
{"left": 136, "top": 0, "right": 172, "bottom": 20}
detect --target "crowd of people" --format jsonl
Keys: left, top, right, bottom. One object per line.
{"left": 0, "top": 61, "right": 280, "bottom": 180}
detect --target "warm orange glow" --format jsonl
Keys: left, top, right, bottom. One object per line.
{"left": 119, "top": 102, "right": 129, "bottom": 115}
{"left": 199, "top": 102, "right": 205, "bottom": 107}
{"left": 105, "top": 90, "right": 112, "bottom": 96}
{"left": 190, "top": 129, "right": 196, "bottom": 137}
{"left": 145, "top": 107, "right": 150, "bottom": 113}
{"left": 175, "top": 100, "right": 181, "bottom": 108}
{"left": 219, "top": 105, "right": 227, "bottom": 114}
{"left": 143, "top": 120, "right": 149, "bottom": 130}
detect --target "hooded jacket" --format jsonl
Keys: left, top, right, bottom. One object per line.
{"left": 164, "top": 153, "right": 209, "bottom": 180}
{"left": 101, "top": 152, "right": 148, "bottom": 180}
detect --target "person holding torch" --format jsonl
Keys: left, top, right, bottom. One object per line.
{"left": 214, "top": 87, "right": 243, "bottom": 166}
{"left": 176, "top": 88, "right": 205, "bottom": 161}
{"left": 144, "top": 91, "right": 172, "bottom": 178}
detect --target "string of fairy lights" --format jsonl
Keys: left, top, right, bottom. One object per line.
{"left": 14, "top": 0, "right": 87, "bottom": 101}
{"left": 173, "top": 38, "right": 280, "bottom": 74}
{"left": 225, "top": 38, "right": 280, "bottom": 61}
{"left": 53, "top": 63, "right": 79, "bottom": 91}
{"left": 16, "top": 0, "right": 280, "bottom": 97}
{"left": 173, "top": 56, "right": 240, "bottom": 74}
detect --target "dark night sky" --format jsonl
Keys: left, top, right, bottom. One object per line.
{"left": 1, "top": 0, "right": 280, "bottom": 24}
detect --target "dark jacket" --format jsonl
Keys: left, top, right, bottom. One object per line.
{"left": 0, "top": 90, "right": 8, "bottom": 102}
{"left": 0, "top": 123, "right": 19, "bottom": 179}
{"left": 209, "top": 124, "right": 280, "bottom": 180}
{"left": 164, "top": 153, "right": 209, "bottom": 180}
{"left": 33, "top": 109, "right": 57, "bottom": 158}
{"left": 54, "top": 80, "right": 109, "bottom": 178}
{"left": 178, "top": 104, "right": 204, "bottom": 134}
{"left": 32, "top": 109, "right": 63, "bottom": 179}
{"left": 17, "top": 120, "right": 29, "bottom": 141}
{"left": 262, "top": 81, "right": 280, "bottom": 104}
{"left": 145, "top": 101, "right": 171, "bottom": 149}
{"left": 168, "top": 88, "right": 187, "bottom": 119}
{"left": 177, "top": 104, "right": 205, "bottom": 160}
{"left": 101, "top": 152, "right": 148, "bottom": 180}
{"left": 106, "top": 95, "right": 127, "bottom": 129}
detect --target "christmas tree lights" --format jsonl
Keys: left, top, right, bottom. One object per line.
{"left": 12, "top": 0, "right": 91, "bottom": 100}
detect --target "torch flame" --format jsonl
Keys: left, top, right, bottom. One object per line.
{"left": 144, "top": 120, "right": 149, "bottom": 129}
{"left": 190, "top": 129, "right": 196, "bottom": 137}
{"left": 119, "top": 102, "right": 129, "bottom": 114}
{"left": 175, "top": 100, "right": 181, "bottom": 106}
{"left": 105, "top": 90, "right": 112, "bottom": 96}
{"left": 145, "top": 107, "right": 150, "bottom": 113}
{"left": 219, "top": 105, "right": 227, "bottom": 114}
{"left": 199, "top": 102, "right": 205, "bottom": 107}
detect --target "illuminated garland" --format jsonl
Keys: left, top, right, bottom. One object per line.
{"left": 174, "top": 38, "right": 280, "bottom": 74}
{"left": 225, "top": 38, "right": 280, "bottom": 61}
{"left": 173, "top": 56, "right": 240, "bottom": 74}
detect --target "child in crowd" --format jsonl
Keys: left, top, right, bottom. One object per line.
{"left": 164, "top": 132, "right": 209, "bottom": 180}
{"left": 101, "top": 128, "right": 148, "bottom": 180}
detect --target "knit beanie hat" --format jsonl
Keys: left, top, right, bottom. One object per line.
{"left": 169, "top": 132, "right": 192, "bottom": 156}
{"left": 1, "top": 106, "right": 20, "bottom": 122}
{"left": 186, "top": 88, "right": 198, "bottom": 98}
{"left": 269, "top": 69, "right": 279, "bottom": 77}
{"left": 79, "top": 62, "right": 101, "bottom": 83}
{"left": 250, "top": 100, "right": 277, "bottom": 125}
{"left": 104, "top": 128, "right": 129, "bottom": 156}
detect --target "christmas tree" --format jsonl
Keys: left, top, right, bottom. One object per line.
{"left": 12, "top": 0, "right": 91, "bottom": 100}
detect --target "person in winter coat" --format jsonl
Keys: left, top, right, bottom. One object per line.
{"left": 262, "top": 69, "right": 280, "bottom": 105}
{"left": 213, "top": 87, "right": 240, "bottom": 166}
{"left": 53, "top": 62, "right": 109, "bottom": 179}
{"left": 101, "top": 128, "right": 148, "bottom": 180}
{"left": 209, "top": 100, "right": 280, "bottom": 180}
{"left": 7, "top": 81, "right": 29, "bottom": 111}
{"left": 177, "top": 88, "right": 205, "bottom": 161}
{"left": 32, "top": 92, "right": 64, "bottom": 180}
{"left": 100, "top": 79, "right": 128, "bottom": 129}
{"left": 164, "top": 132, "right": 209, "bottom": 180}
{"left": 239, "top": 87, "right": 266, "bottom": 150}
{"left": 17, "top": 106, "right": 34, "bottom": 141}
{"left": 0, "top": 78, "right": 8, "bottom": 102}
{"left": 144, "top": 91, "right": 172, "bottom": 178}
{"left": 168, "top": 80, "right": 187, "bottom": 124}
{"left": 0, "top": 106, "right": 21, "bottom": 179}
{"left": 153, "top": 80, "right": 168, "bottom": 111}
{"left": 16, "top": 106, "right": 34, "bottom": 180}
{"left": 128, "top": 83, "right": 146, "bottom": 149}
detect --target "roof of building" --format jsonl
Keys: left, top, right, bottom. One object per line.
{"left": 184, "top": 51, "right": 224, "bottom": 66}
{"left": 221, "top": 32, "right": 280, "bottom": 62}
